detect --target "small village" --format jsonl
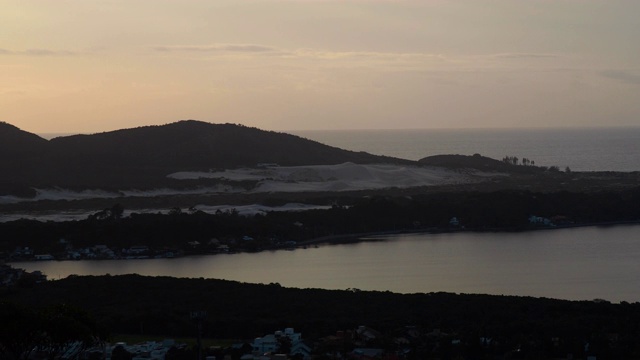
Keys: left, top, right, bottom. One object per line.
{"left": 1, "top": 316, "right": 581, "bottom": 360}
{"left": 0, "top": 262, "right": 47, "bottom": 287}
{"left": 4, "top": 236, "right": 294, "bottom": 263}
{"left": 3, "top": 212, "right": 571, "bottom": 265}
{"left": 91, "top": 325, "right": 468, "bottom": 360}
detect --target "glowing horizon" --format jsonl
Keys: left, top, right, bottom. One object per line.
{"left": 2, "top": 0, "right": 639, "bottom": 133}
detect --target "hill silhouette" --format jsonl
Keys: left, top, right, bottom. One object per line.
{"left": 0, "top": 120, "right": 410, "bottom": 194}
{"left": 48, "top": 120, "right": 403, "bottom": 169}
{"left": 0, "top": 122, "right": 48, "bottom": 154}
{"left": 0, "top": 122, "right": 50, "bottom": 196}
{"left": 419, "top": 153, "right": 543, "bottom": 174}
{"left": 419, "top": 154, "right": 511, "bottom": 171}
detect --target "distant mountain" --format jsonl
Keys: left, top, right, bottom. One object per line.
{"left": 0, "top": 120, "right": 411, "bottom": 194}
{"left": 419, "top": 154, "right": 510, "bottom": 170}
{"left": 0, "top": 122, "right": 50, "bottom": 195}
{"left": 419, "top": 153, "right": 543, "bottom": 174}
{"left": 48, "top": 120, "right": 404, "bottom": 169}
{"left": 0, "top": 122, "right": 48, "bottom": 151}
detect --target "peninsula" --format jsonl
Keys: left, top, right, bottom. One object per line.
{"left": 1, "top": 120, "right": 639, "bottom": 261}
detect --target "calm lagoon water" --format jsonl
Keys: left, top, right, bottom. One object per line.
{"left": 26, "top": 128, "right": 640, "bottom": 301}
{"left": 15, "top": 224, "right": 640, "bottom": 302}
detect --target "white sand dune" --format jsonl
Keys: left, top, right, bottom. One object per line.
{"left": 170, "top": 162, "right": 473, "bottom": 193}
{"left": 0, "top": 163, "right": 484, "bottom": 206}
{"left": 0, "top": 189, "right": 122, "bottom": 204}
{"left": 0, "top": 203, "right": 333, "bottom": 223}
{"left": 192, "top": 203, "right": 332, "bottom": 216}
{"left": 0, "top": 185, "right": 241, "bottom": 205}
{"left": 0, "top": 163, "right": 491, "bottom": 222}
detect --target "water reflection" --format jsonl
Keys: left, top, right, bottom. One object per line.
{"left": 13, "top": 224, "right": 640, "bottom": 302}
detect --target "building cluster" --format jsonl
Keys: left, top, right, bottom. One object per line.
{"left": 92, "top": 326, "right": 405, "bottom": 360}
{"left": 7, "top": 238, "right": 187, "bottom": 262}
{"left": 249, "top": 328, "right": 311, "bottom": 359}
{"left": 0, "top": 262, "right": 46, "bottom": 287}
{"left": 106, "top": 340, "right": 180, "bottom": 360}
{"left": 49, "top": 325, "right": 419, "bottom": 360}
{"left": 4, "top": 234, "right": 293, "bottom": 262}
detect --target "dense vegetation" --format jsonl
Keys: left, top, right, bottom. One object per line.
{"left": 2, "top": 187, "right": 640, "bottom": 258}
{"left": 4, "top": 275, "right": 640, "bottom": 359}
{"left": 0, "top": 300, "right": 102, "bottom": 360}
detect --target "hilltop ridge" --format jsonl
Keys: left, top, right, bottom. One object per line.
{"left": 0, "top": 121, "right": 48, "bottom": 155}
{"left": 47, "top": 120, "right": 405, "bottom": 169}
{"left": 0, "top": 120, "right": 410, "bottom": 195}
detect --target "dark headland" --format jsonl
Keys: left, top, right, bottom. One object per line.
{"left": 0, "top": 120, "right": 409, "bottom": 196}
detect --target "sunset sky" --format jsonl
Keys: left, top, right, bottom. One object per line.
{"left": 2, "top": 0, "right": 639, "bottom": 133}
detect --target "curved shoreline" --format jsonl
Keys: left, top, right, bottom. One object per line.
{"left": 6, "top": 220, "right": 640, "bottom": 264}
{"left": 296, "top": 219, "right": 640, "bottom": 247}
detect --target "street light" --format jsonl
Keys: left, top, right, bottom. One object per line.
{"left": 190, "top": 311, "right": 207, "bottom": 360}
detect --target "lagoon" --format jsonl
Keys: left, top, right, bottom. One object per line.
{"left": 14, "top": 224, "right": 640, "bottom": 303}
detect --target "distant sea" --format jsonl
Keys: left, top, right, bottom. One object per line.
{"left": 42, "top": 127, "right": 640, "bottom": 172}
{"left": 292, "top": 127, "right": 640, "bottom": 172}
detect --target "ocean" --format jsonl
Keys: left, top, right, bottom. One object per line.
{"left": 42, "top": 127, "right": 640, "bottom": 172}
{"left": 292, "top": 127, "right": 640, "bottom": 172}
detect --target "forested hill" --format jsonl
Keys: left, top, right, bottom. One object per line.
{"left": 6, "top": 274, "right": 640, "bottom": 359}
{"left": 47, "top": 120, "right": 404, "bottom": 169}
{"left": 0, "top": 120, "right": 409, "bottom": 192}
{"left": 419, "top": 154, "right": 511, "bottom": 171}
{"left": 0, "top": 122, "right": 49, "bottom": 155}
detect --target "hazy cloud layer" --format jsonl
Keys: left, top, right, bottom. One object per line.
{"left": 0, "top": 48, "right": 77, "bottom": 56}
{"left": 491, "top": 53, "right": 560, "bottom": 60}
{"left": 601, "top": 70, "right": 640, "bottom": 85}
{"left": 154, "top": 44, "right": 280, "bottom": 53}
{"left": 2, "top": 0, "right": 640, "bottom": 132}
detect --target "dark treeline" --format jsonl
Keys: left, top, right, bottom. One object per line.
{"left": 2, "top": 187, "right": 640, "bottom": 256}
{"left": 4, "top": 275, "right": 640, "bottom": 359}
{"left": 0, "top": 301, "right": 103, "bottom": 360}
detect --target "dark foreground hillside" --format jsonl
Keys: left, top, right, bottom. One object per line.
{"left": 4, "top": 275, "right": 640, "bottom": 359}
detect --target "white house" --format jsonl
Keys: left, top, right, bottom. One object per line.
{"left": 252, "top": 334, "right": 278, "bottom": 354}
{"left": 528, "top": 215, "right": 553, "bottom": 226}
{"left": 251, "top": 328, "right": 310, "bottom": 359}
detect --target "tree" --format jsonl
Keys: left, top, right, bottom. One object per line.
{"left": 38, "top": 304, "right": 100, "bottom": 359}
{"left": 88, "top": 204, "right": 124, "bottom": 221}
{"left": 111, "top": 345, "right": 132, "bottom": 360}
{"left": 0, "top": 301, "right": 41, "bottom": 360}
{"left": 110, "top": 204, "right": 124, "bottom": 220}
{"left": 0, "top": 302, "right": 101, "bottom": 360}
{"left": 502, "top": 156, "right": 519, "bottom": 165}
{"left": 278, "top": 335, "right": 292, "bottom": 355}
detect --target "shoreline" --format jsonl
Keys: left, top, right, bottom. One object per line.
{"left": 297, "top": 219, "right": 640, "bottom": 246}
{"left": 7, "top": 219, "right": 640, "bottom": 264}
